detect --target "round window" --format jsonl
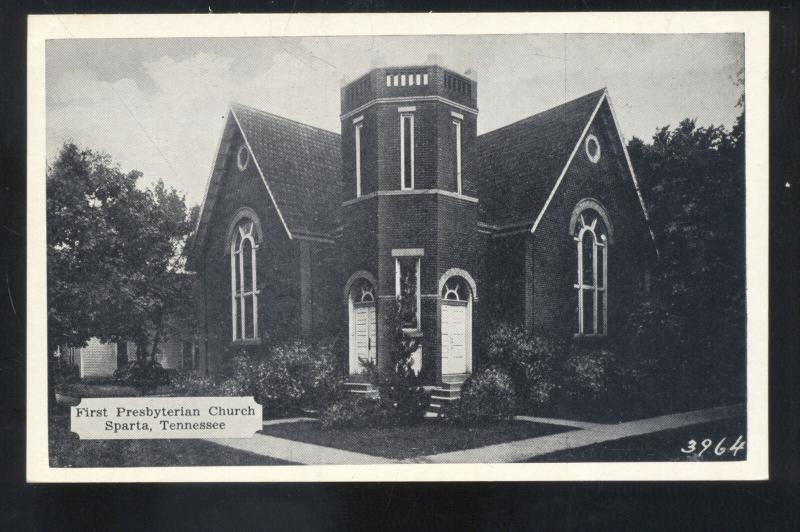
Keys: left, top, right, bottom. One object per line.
{"left": 585, "top": 134, "right": 601, "bottom": 163}
{"left": 236, "top": 145, "right": 250, "bottom": 171}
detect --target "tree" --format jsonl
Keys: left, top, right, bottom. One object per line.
{"left": 362, "top": 265, "right": 428, "bottom": 426}
{"left": 627, "top": 110, "right": 745, "bottom": 404}
{"left": 47, "top": 143, "right": 197, "bottom": 364}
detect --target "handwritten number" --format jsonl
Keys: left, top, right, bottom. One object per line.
{"left": 730, "top": 436, "right": 746, "bottom": 456}
{"left": 714, "top": 437, "right": 727, "bottom": 456}
{"left": 697, "top": 439, "right": 713, "bottom": 456}
{"left": 682, "top": 436, "right": 746, "bottom": 457}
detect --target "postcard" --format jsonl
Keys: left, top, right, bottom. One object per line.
{"left": 27, "top": 11, "right": 769, "bottom": 481}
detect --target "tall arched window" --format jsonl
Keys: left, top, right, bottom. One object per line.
{"left": 230, "top": 218, "right": 259, "bottom": 341}
{"left": 571, "top": 200, "right": 611, "bottom": 336}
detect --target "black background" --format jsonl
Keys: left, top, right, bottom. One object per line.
{"left": 1, "top": 1, "right": 798, "bottom": 530}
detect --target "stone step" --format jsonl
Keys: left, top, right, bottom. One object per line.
{"left": 430, "top": 387, "right": 462, "bottom": 399}
{"left": 344, "top": 381, "right": 375, "bottom": 390}
{"left": 343, "top": 382, "right": 379, "bottom": 398}
{"left": 430, "top": 393, "right": 460, "bottom": 402}
{"left": 429, "top": 393, "right": 460, "bottom": 411}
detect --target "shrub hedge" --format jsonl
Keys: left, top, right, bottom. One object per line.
{"left": 443, "top": 367, "right": 517, "bottom": 425}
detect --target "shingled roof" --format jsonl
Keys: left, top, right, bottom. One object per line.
{"left": 189, "top": 103, "right": 341, "bottom": 265}
{"left": 231, "top": 103, "right": 342, "bottom": 238}
{"left": 477, "top": 88, "right": 606, "bottom": 229}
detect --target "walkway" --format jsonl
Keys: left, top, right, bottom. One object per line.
{"left": 206, "top": 404, "right": 744, "bottom": 465}
{"left": 412, "top": 404, "right": 744, "bottom": 463}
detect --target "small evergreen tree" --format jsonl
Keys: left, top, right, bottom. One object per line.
{"left": 363, "top": 266, "right": 428, "bottom": 426}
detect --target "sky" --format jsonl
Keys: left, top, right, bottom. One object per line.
{"left": 46, "top": 34, "right": 744, "bottom": 207}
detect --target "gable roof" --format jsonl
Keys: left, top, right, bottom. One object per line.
{"left": 231, "top": 103, "right": 342, "bottom": 238}
{"left": 476, "top": 88, "right": 606, "bottom": 230}
{"left": 188, "top": 103, "right": 341, "bottom": 266}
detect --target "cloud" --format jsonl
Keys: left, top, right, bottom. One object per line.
{"left": 47, "top": 47, "right": 347, "bottom": 207}
{"left": 47, "top": 35, "right": 744, "bottom": 208}
{"left": 48, "top": 52, "right": 241, "bottom": 207}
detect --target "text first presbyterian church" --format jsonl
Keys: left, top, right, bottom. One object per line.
{"left": 186, "top": 61, "right": 656, "bottom": 392}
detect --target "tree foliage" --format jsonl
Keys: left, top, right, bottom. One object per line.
{"left": 627, "top": 110, "right": 746, "bottom": 402}
{"left": 47, "top": 143, "right": 197, "bottom": 362}
{"left": 360, "top": 266, "right": 428, "bottom": 426}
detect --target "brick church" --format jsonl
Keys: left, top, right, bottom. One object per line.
{"left": 186, "top": 63, "right": 656, "bottom": 389}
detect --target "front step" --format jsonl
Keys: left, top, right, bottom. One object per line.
{"left": 427, "top": 378, "right": 468, "bottom": 415}
{"left": 343, "top": 381, "right": 378, "bottom": 398}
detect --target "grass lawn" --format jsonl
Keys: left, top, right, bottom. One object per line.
{"left": 49, "top": 411, "right": 293, "bottom": 467}
{"left": 528, "top": 416, "right": 747, "bottom": 462}
{"left": 55, "top": 381, "right": 176, "bottom": 400}
{"left": 261, "top": 419, "right": 575, "bottom": 459}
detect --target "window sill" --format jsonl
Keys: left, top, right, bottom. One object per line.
{"left": 231, "top": 338, "right": 262, "bottom": 347}
{"left": 402, "top": 328, "right": 423, "bottom": 338}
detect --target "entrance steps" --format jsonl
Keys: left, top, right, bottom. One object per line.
{"left": 343, "top": 381, "right": 378, "bottom": 398}
{"left": 345, "top": 376, "right": 468, "bottom": 415}
{"left": 427, "top": 376, "right": 468, "bottom": 415}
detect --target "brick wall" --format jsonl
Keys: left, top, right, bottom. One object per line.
{"left": 199, "top": 128, "right": 301, "bottom": 370}
{"left": 481, "top": 233, "right": 527, "bottom": 328}
{"left": 530, "top": 101, "right": 654, "bottom": 337}
{"left": 339, "top": 70, "right": 481, "bottom": 383}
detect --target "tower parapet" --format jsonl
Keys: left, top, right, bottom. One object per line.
{"left": 341, "top": 65, "right": 477, "bottom": 117}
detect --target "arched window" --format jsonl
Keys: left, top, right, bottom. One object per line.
{"left": 230, "top": 218, "right": 259, "bottom": 341}
{"left": 572, "top": 202, "right": 610, "bottom": 336}
{"left": 441, "top": 276, "right": 468, "bottom": 301}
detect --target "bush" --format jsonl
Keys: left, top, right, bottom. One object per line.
{"left": 51, "top": 361, "right": 80, "bottom": 386}
{"left": 562, "top": 347, "right": 616, "bottom": 404}
{"left": 220, "top": 338, "right": 346, "bottom": 418}
{"left": 443, "top": 367, "right": 516, "bottom": 425}
{"left": 345, "top": 292, "right": 430, "bottom": 428}
{"left": 320, "top": 396, "right": 388, "bottom": 430}
{"left": 481, "top": 324, "right": 563, "bottom": 409}
{"left": 113, "top": 360, "right": 169, "bottom": 390}
{"left": 169, "top": 371, "right": 221, "bottom": 396}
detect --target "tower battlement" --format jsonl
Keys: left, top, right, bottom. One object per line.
{"left": 341, "top": 65, "right": 477, "bottom": 117}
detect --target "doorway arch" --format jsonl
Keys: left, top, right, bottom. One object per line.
{"left": 345, "top": 271, "right": 377, "bottom": 375}
{"left": 438, "top": 269, "right": 476, "bottom": 377}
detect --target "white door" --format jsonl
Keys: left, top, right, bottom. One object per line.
{"left": 351, "top": 304, "right": 376, "bottom": 374}
{"left": 441, "top": 301, "right": 468, "bottom": 375}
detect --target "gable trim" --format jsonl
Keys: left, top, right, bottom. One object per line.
{"left": 529, "top": 90, "right": 657, "bottom": 254}
{"left": 187, "top": 113, "right": 236, "bottom": 267}
{"left": 603, "top": 92, "right": 658, "bottom": 251}
{"left": 530, "top": 91, "right": 606, "bottom": 234}
{"left": 230, "top": 106, "right": 294, "bottom": 240}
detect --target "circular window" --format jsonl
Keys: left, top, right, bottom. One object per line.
{"left": 585, "top": 134, "right": 601, "bottom": 163}
{"left": 236, "top": 145, "right": 250, "bottom": 171}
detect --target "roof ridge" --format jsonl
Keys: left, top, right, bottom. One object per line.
{"left": 230, "top": 101, "right": 341, "bottom": 138}
{"left": 478, "top": 88, "right": 606, "bottom": 139}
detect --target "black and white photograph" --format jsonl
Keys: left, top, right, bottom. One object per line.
{"left": 26, "top": 12, "right": 769, "bottom": 481}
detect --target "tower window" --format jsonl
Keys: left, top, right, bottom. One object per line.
{"left": 400, "top": 113, "right": 415, "bottom": 190}
{"left": 355, "top": 122, "right": 363, "bottom": 197}
{"left": 395, "top": 256, "right": 421, "bottom": 331}
{"left": 452, "top": 118, "right": 462, "bottom": 194}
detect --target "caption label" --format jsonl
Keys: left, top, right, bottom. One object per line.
{"left": 70, "top": 396, "right": 262, "bottom": 440}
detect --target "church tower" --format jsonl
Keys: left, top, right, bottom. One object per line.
{"left": 339, "top": 64, "right": 480, "bottom": 387}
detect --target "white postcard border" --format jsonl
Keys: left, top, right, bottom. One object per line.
{"left": 27, "top": 11, "right": 770, "bottom": 482}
